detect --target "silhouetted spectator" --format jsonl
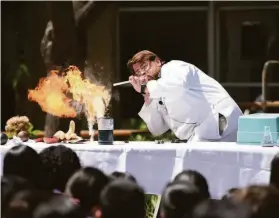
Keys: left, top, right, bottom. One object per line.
{"left": 174, "top": 170, "right": 210, "bottom": 199}
{"left": 192, "top": 199, "right": 252, "bottom": 218}
{"left": 229, "top": 185, "right": 279, "bottom": 218}
{"left": 65, "top": 167, "right": 110, "bottom": 216}
{"left": 221, "top": 187, "right": 240, "bottom": 201}
{"left": 1, "top": 175, "right": 34, "bottom": 216}
{"left": 160, "top": 181, "right": 206, "bottom": 218}
{"left": 270, "top": 152, "right": 279, "bottom": 190}
{"left": 33, "top": 194, "right": 86, "bottom": 218}
{"left": 96, "top": 179, "right": 145, "bottom": 218}
{"left": 39, "top": 145, "right": 81, "bottom": 192}
{"left": 110, "top": 171, "right": 137, "bottom": 183}
{"left": 5, "top": 190, "right": 53, "bottom": 218}
{"left": 3, "top": 144, "right": 43, "bottom": 188}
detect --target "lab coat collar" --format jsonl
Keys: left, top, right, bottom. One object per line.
{"left": 158, "top": 70, "right": 161, "bottom": 78}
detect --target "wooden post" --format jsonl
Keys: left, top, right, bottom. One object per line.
{"left": 207, "top": 1, "right": 215, "bottom": 78}
{"left": 42, "top": 1, "right": 83, "bottom": 137}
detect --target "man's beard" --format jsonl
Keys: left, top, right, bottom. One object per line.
{"left": 146, "top": 74, "right": 155, "bottom": 81}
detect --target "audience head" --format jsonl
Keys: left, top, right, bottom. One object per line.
{"left": 1, "top": 175, "right": 34, "bottom": 216}
{"left": 222, "top": 187, "right": 240, "bottom": 201}
{"left": 97, "top": 179, "right": 145, "bottom": 218}
{"left": 39, "top": 145, "right": 81, "bottom": 192}
{"left": 110, "top": 171, "right": 137, "bottom": 183}
{"left": 33, "top": 194, "right": 85, "bottom": 218}
{"left": 4, "top": 190, "right": 53, "bottom": 218}
{"left": 3, "top": 144, "right": 43, "bottom": 188}
{"left": 192, "top": 199, "right": 252, "bottom": 218}
{"left": 270, "top": 152, "right": 279, "bottom": 190}
{"left": 174, "top": 170, "right": 210, "bottom": 199}
{"left": 160, "top": 181, "right": 206, "bottom": 218}
{"left": 229, "top": 185, "right": 279, "bottom": 218}
{"left": 65, "top": 167, "right": 110, "bottom": 214}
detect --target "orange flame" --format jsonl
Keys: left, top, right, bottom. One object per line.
{"left": 28, "top": 66, "right": 110, "bottom": 121}
{"left": 64, "top": 66, "right": 110, "bottom": 121}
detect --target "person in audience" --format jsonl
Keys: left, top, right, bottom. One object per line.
{"left": 173, "top": 170, "right": 210, "bottom": 199}
{"left": 192, "top": 199, "right": 252, "bottom": 218}
{"left": 270, "top": 152, "right": 279, "bottom": 190}
{"left": 110, "top": 171, "right": 137, "bottom": 183}
{"left": 160, "top": 181, "right": 206, "bottom": 218}
{"left": 3, "top": 144, "right": 44, "bottom": 188}
{"left": 33, "top": 194, "right": 86, "bottom": 218}
{"left": 39, "top": 145, "right": 81, "bottom": 192}
{"left": 4, "top": 190, "right": 53, "bottom": 218}
{"left": 1, "top": 175, "right": 34, "bottom": 217}
{"left": 95, "top": 179, "right": 145, "bottom": 218}
{"left": 229, "top": 185, "right": 279, "bottom": 218}
{"left": 65, "top": 167, "right": 110, "bottom": 216}
{"left": 221, "top": 187, "right": 240, "bottom": 201}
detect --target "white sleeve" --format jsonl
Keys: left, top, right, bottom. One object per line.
{"left": 138, "top": 100, "right": 169, "bottom": 136}
{"left": 147, "top": 61, "right": 192, "bottom": 99}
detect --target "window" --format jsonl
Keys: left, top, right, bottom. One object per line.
{"left": 241, "top": 21, "right": 267, "bottom": 60}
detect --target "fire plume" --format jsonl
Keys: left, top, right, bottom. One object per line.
{"left": 28, "top": 66, "right": 110, "bottom": 122}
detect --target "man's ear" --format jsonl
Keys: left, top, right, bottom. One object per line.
{"left": 155, "top": 57, "right": 162, "bottom": 67}
{"left": 92, "top": 206, "right": 102, "bottom": 218}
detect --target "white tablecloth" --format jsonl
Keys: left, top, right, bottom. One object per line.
{"left": 1, "top": 141, "right": 278, "bottom": 198}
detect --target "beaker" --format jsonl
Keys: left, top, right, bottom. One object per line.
{"left": 261, "top": 126, "right": 273, "bottom": 146}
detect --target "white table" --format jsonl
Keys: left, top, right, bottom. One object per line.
{"left": 1, "top": 141, "right": 278, "bottom": 199}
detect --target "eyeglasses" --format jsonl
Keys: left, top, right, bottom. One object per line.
{"left": 134, "top": 62, "right": 151, "bottom": 77}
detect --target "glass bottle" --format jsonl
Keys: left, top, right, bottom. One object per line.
{"left": 261, "top": 126, "right": 273, "bottom": 146}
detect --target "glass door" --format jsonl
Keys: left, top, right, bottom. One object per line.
{"left": 216, "top": 7, "right": 279, "bottom": 106}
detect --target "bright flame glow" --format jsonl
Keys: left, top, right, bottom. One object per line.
{"left": 28, "top": 66, "right": 111, "bottom": 123}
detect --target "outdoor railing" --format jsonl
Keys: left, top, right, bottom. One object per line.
{"left": 262, "top": 60, "right": 279, "bottom": 112}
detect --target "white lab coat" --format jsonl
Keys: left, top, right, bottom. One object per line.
{"left": 138, "top": 60, "right": 243, "bottom": 142}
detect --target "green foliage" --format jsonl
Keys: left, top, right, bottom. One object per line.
{"left": 29, "top": 129, "right": 43, "bottom": 139}
{"left": 6, "top": 132, "right": 15, "bottom": 139}
{"left": 25, "top": 122, "right": 43, "bottom": 139}
{"left": 25, "top": 123, "right": 42, "bottom": 139}
{"left": 121, "top": 118, "right": 148, "bottom": 130}
{"left": 145, "top": 194, "right": 159, "bottom": 218}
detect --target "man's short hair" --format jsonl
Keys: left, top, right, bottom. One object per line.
{"left": 127, "top": 50, "right": 161, "bottom": 74}
{"left": 230, "top": 185, "right": 279, "bottom": 218}
{"left": 192, "top": 199, "right": 252, "bottom": 218}
{"left": 65, "top": 167, "right": 110, "bottom": 213}
{"left": 39, "top": 145, "right": 81, "bottom": 192}
{"left": 100, "top": 179, "right": 145, "bottom": 218}
{"left": 3, "top": 144, "right": 43, "bottom": 188}
{"left": 174, "top": 170, "right": 210, "bottom": 199}
{"left": 161, "top": 181, "right": 206, "bottom": 218}
{"left": 110, "top": 171, "right": 137, "bottom": 183}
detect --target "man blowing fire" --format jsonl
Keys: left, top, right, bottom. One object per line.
{"left": 128, "top": 50, "right": 243, "bottom": 142}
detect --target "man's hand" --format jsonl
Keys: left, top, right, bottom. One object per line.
{"left": 129, "top": 76, "right": 150, "bottom": 93}
{"left": 129, "top": 76, "right": 141, "bottom": 93}
{"left": 143, "top": 93, "right": 152, "bottom": 105}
